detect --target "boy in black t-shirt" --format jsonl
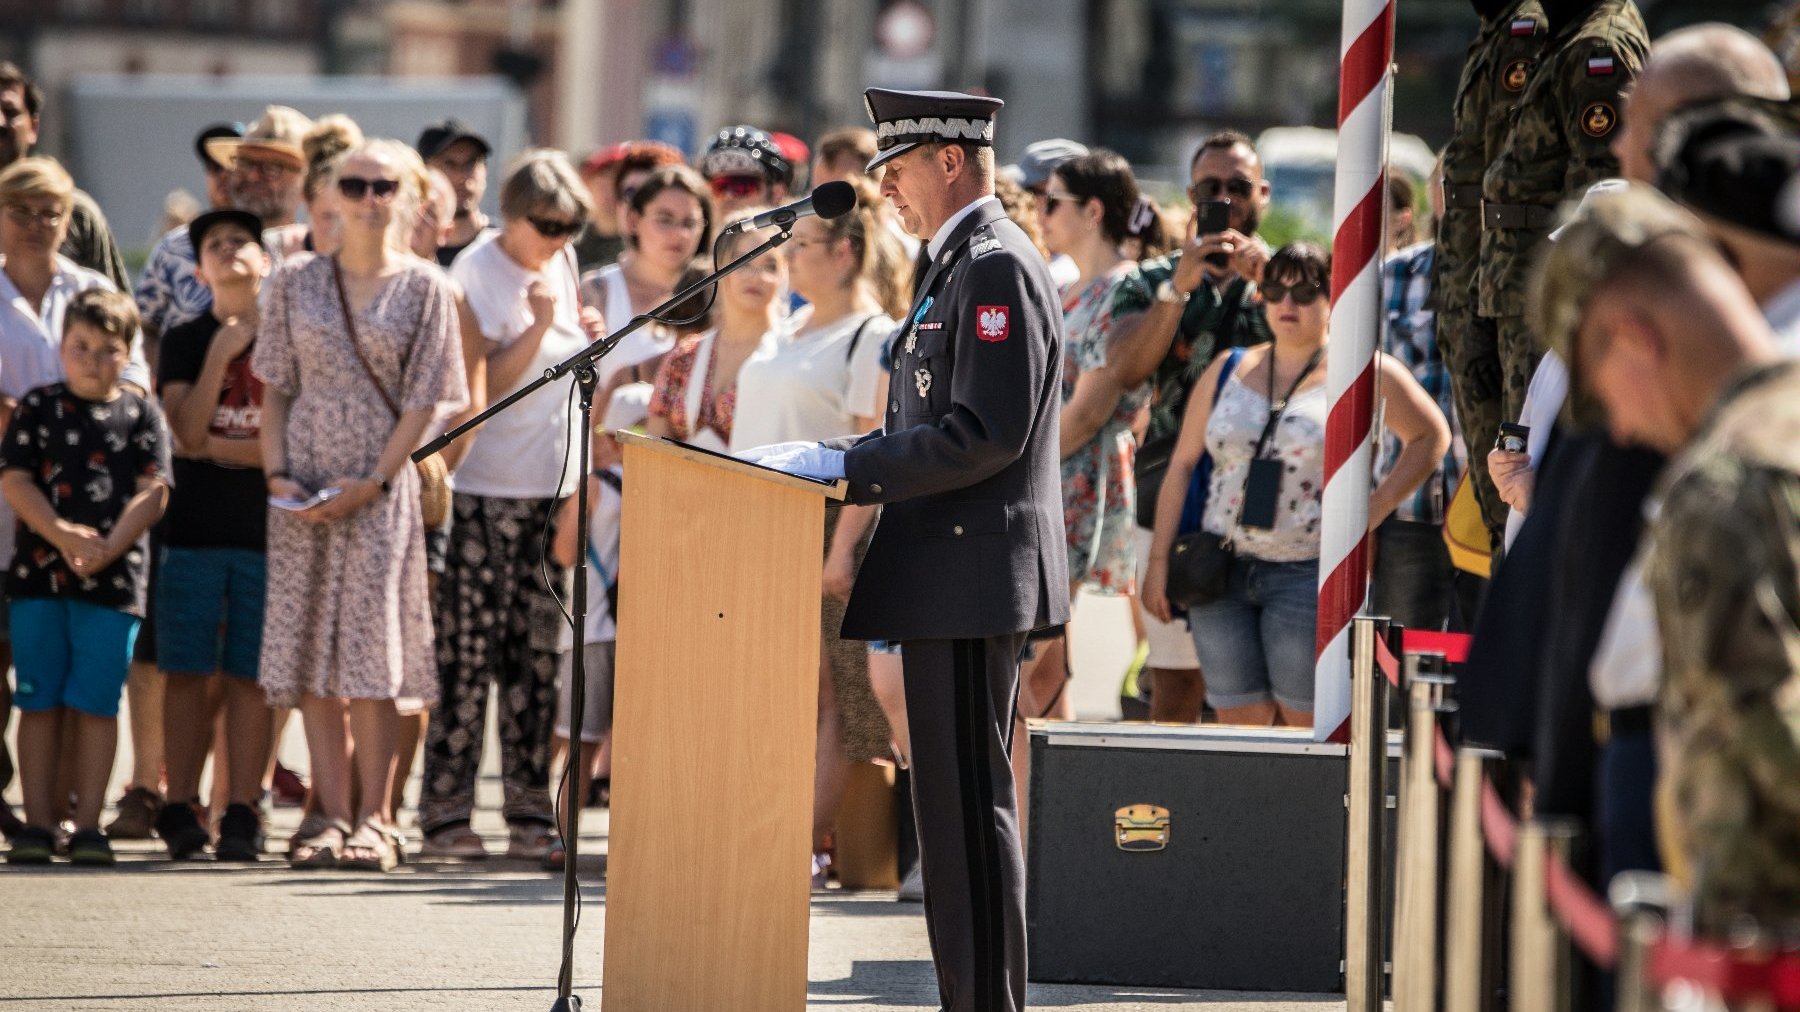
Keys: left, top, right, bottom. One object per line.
{"left": 1, "top": 290, "right": 172, "bottom": 865}
{"left": 151, "top": 208, "right": 274, "bottom": 860}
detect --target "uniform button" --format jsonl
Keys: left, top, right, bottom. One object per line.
{"left": 953, "top": 525, "right": 964, "bottom": 536}
{"left": 888, "top": 401, "right": 898, "bottom": 413}
{"left": 870, "top": 483, "right": 883, "bottom": 494}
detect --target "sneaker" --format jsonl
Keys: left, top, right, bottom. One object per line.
{"left": 215, "top": 803, "right": 264, "bottom": 861}
{"left": 897, "top": 861, "right": 924, "bottom": 902}
{"left": 67, "top": 828, "right": 115, "bottom": 866}
{"left": 153, "top": 801, "right": 211, "bottom": 860}
{"left": 0, "top": 800, "right": 22, "bottom": 841}
{"left": 5, "top": 824, "right": 53, "bottom": 864}
{"left": 104, "top": 785, "right": 162, "bottom": 840}
{"left": 811, "top": 851, "right": 834, "bottom": 892}
{"left": 270, "top": 763, "right": 307, "bottom": 808}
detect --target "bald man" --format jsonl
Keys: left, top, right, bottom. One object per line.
{"left": 1611, "top": 22, "right": 1790, "bottom": 184}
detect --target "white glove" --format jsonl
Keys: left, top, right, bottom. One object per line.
{"left": 733, "top": 441, "right": 816, "bottom": 466}
{"left": 737, "top": 442, "right": 847, "bottom": 480}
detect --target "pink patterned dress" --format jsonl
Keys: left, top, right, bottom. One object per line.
{"left": 1060, "top": 262, "right": 1152, "bottom": 594}
{"left": 251, "top": 255, "right": 468, "bottom": 707}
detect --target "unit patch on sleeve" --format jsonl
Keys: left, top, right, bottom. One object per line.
{"left": 1581, "top": 100, "right": 1618, "bottom": 138}
{"left": 976, "top": 305, "right": 1011, "bottom": 342}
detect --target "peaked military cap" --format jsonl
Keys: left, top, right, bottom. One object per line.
{"left": 863, "top": 88, "right": 1004, "bottom": 171}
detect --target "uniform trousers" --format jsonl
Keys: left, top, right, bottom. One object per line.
{"left": 1439, "top": 306, "right": 1508, "bottom": 538}
{"left": 901, "top": 633, "right": 1030, "bottom": 1012}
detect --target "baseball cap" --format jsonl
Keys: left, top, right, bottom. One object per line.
{"left": 699, "top": 125, "right": 791, "bottom": 186}
{"left": 1528, "top": 183, "right": 1710, "bottom": 426}
{"left": 1655, "top": 96, "right": 1800, "bottom": 247}
{"left": 580, "top": 140, "right": 685, "bottom": 180}
{"left": 416, "top": 119, "right": 492, "bottom": 161}
{"left": 205, "top": 105, "right": 311, "bottom": 170}
{"left": 1002, "top": 138, "right": 1089, "bottom": 190}
{"left": 187, "top": 208, "right": 264, "bottom": 256}
{"left": 194, "top": 122, "right": 244, "bottom": 172}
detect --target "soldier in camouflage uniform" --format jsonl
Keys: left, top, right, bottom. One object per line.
{"left": 1433, "top": 0, "right": 1549, "bottom": 539}
{"left": 1474, "top": 0, "right": 1646, "bottom": 534}
{"left": 1533, "top": 184, "right": 1800, "bottom": 937}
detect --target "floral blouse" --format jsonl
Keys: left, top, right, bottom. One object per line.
{"left": 1060, "top": 262, "right": 1152, "bottom": 594}
{"left": 649, "top": 331, "right": 737, "bottom": 446}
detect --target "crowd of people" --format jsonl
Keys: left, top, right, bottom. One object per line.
{"left": 0, "top": 11, "right": 1792, "bottom": 956}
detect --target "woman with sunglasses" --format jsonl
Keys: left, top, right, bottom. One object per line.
{"left": 254, "top": 139, "right": 468, "bottom": 869}
{"left": 579, "top": 165, "right": 716, "bottom": 398}
{"left": 418, "top": 149, "right": 596, "bottom": 863}
{"left": 1032, "top": 151, "right": 1156, "bottom": 718}
{"left": 1141, "top": 243, "right": 1448, "bottom": 727}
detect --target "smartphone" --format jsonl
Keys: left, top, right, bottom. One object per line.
{"left": 1495, "top": 422, "right": 1530, "bottom": 454}
{"left": 269, "top": 486, "right": 344, "bottom": 512}
{"left": 1240, "top": 457, "right": 1284, "bottom": 530}
{"left": 1194, "top": 200, "right": 1233, "bottom": 267}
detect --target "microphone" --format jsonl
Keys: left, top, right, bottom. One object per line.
{"left": 721, "top": 180, "right": 857, "bottom": 234}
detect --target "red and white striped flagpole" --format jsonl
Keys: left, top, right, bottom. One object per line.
{"left": 1315, "top": 0, "right": 1396, "bottom": 741}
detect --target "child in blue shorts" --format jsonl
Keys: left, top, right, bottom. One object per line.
{"left": 1, "top": 289, "right": 172, "bottom": 864}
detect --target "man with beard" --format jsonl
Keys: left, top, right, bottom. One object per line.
{"left": 0, "top": 63, "right": 128, "bottom": 290}
{"left": 416, "top": 119, "right": 494, "bottom": 267}
{"left": 1104, "top": 130, "right": 1275, "bottom": 724}
{"left": 1433, "top": 0, "right": 1548, "bottom": 541}
{"left": 134, "top": 106, "right": 311, "bottom": 348}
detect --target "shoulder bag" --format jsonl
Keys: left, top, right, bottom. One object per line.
{"left": 331, "top": 257, "right": 453, "bottom": 529}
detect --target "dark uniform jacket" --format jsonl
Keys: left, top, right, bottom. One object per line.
{"left": 824, "top": 197, "right": 1070, "bottom": 642}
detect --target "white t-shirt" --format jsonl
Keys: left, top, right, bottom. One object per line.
{"left": 1503, "top": 351, "right": 1569, "bottom": 552}
{"left": 582, "top": 264, "right": 676, "bottom": 389}
{"left": 729, "top": 310, "right": 895, "bottom": 451}
{"left": 448, "top": 235, "right": 585, "bottom": 499}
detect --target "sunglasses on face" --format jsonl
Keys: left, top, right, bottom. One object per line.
{"left": 1041, "top": 190, "right": 1082, "bottom": 212}
{"left": 529, "top": 216, "right": 583, "bottom": 239}
{"left": 337, "top": 177, "right": 401, "bottom": 201}
{"left": 1188, "top": 177, "right": 1256, "bottom": 202}
{"left": 709, "top": 175, "right": 765, "bottom": 199}
{"left": 1261, "top": 281, "right": 1324, "bottom": 306}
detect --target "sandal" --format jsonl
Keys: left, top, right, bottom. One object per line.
{"left": 286, "top": 810, "right": 330, "bottom": 859}
{"left": 420, "top": 823, "right": 488, "bottom": 860}
{"left": 5, "top": 824, "right": 54, "bottom": 864}
{"left": 288, "top": 820, "right": 348, "bottom": 869}
{"left": 339, "top": 820, "right": 397, "bottom": 872}
{"left": 378, "top": 821, "right": 409, "bottom": 866}
{"left": 506, "top": 822, "right": 556, "bottom": 861}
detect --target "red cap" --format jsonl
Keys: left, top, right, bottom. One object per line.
{"left": 581, "top": 140, "right": 685, "bottom": 179}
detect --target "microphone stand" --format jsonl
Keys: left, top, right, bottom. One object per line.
{"left": 412, "top": 224, "right": 797, "bottom": 1012}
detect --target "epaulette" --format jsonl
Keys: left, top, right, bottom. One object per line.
{"left": 969, "top": 225, "right": 1003, "bottom": 259}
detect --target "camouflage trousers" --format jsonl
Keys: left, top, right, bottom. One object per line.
{"left": 1439, "top": 307, "right": 1543, "bottom": 541}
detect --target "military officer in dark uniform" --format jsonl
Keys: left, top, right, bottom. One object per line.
{"left": 740, "top": 88, "right": 1066, "bottom": 1012}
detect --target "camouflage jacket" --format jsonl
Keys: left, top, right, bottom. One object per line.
{"left": 1432, "top": 0, "right": 1548, "bottom": 316}
{"left": 1477, "top": 0, "right": 1646, "bottom": 318}
{"left": 1646, "top": 362, "right": 1800, "bottom": 936}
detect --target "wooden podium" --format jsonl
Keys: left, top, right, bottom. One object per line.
{"left": 602, "top": 432, "right": 847, "bottom": 1011}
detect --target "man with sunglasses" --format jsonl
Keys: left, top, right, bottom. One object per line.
{"left": 698, "top": 124, "right": 793, "bottom": 217}
{"left": 740, "top": 87, "right": 1065, "bottom": 1012}
{"left": 417, "top": 119, "right": 495, "bottom": 267}
{"left": 1104, "top": 130, "right": 1275, "bottom": 724}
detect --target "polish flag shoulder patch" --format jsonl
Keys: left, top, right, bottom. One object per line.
{"left": 1587, "top": 55, "right": 1616, "bottom": 76}
{"left": 1509, "top": 17, "right": 1538, "bottom": 35}
{"left": 976, "top": 305, "right": 1011, "bottom": 342}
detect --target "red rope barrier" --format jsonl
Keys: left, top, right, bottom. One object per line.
{"left": 1653, "top": 939, "right": 1800, "bottom": 1008}
{"left": 1545, "top": 848, "right": 1620, "bottom": 968}
{"left": 1399, "top": 629, "right": 1472, "bottom": 663}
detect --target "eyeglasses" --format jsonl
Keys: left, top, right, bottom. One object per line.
{"left": 709, "top": 175, "right": 765, "bottom": 199}
{"left": 645, "top": 213, "right": 704, "bottom": 233}
{"left": 1041, "top": 190, "right": 1083, "bottom": 211}
{"left": 337, "top": 177, "right": 401, "bottom": 201}
{"left": 1188, "top": 177, "right": 1257, "bottom": 202}
{"left": 1260, "top": 281, "right": 1325, "bottom": 306}
{"left": 529, "top": 216, "right": 584, "bottom": 239}
{"left": 4, "top": 204, "right": 66, "bottom": 229}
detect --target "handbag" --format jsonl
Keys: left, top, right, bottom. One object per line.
{"left": 1134, "top": 277, "right": 1251, "bottom": 528}
{"left": 1442, "top": 473, "right": 1492, "bottom": 578}
{"left": 330, "top": 257, "right": 453, "bottom": 529}
{"left": 1164, "top": 344, "right": 1322, "bottom": 609}
{"left": 1162, "top": 348, "right": 1244, "bottom": 609}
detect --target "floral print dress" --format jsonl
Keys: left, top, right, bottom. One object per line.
{"left": 1060, "top": 262, "right": 1151, "bottom": 594}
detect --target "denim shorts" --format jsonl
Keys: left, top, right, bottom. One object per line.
{"left": 867, "top": 640, "right": 903, "bottom": 656}
{"left": 1186, "top": 556, "right": 1320, "bottom": 712}
{"left": 11, "top": 598, "right": 141, "bottom": 717}
{"left": 156, "top": 547, "right": 266, "bottom": 679}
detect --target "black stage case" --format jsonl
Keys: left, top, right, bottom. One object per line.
{"left": 1026, "top": 722, "right": 1392, "bottom": 993}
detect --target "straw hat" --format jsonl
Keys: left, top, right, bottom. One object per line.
{"left": 205, "top": 105, "right": 312, "bottom": 171}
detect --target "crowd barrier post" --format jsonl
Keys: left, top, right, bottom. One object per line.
{"left": 1609, "top": 871, "right": 1675, "bottom": 1012}
{"left": 1444, "top": 747, "right": 1507, "bottom": 1012}
{"left": 1510, "top": 819, "right": 1579, "bottom": 1012}
{"left": 1346, "top": 615, "right": 1390, "bottom": 1011}
{"left": 1392, "top": 654, "right": 1451, "bottom": 1010}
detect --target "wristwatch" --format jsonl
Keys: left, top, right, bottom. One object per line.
{"left": 1155, "top": 279, "right": 1191, "bottom": 306}
{"left": 370, "top": 473, "right": 391, "bottom": 495}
